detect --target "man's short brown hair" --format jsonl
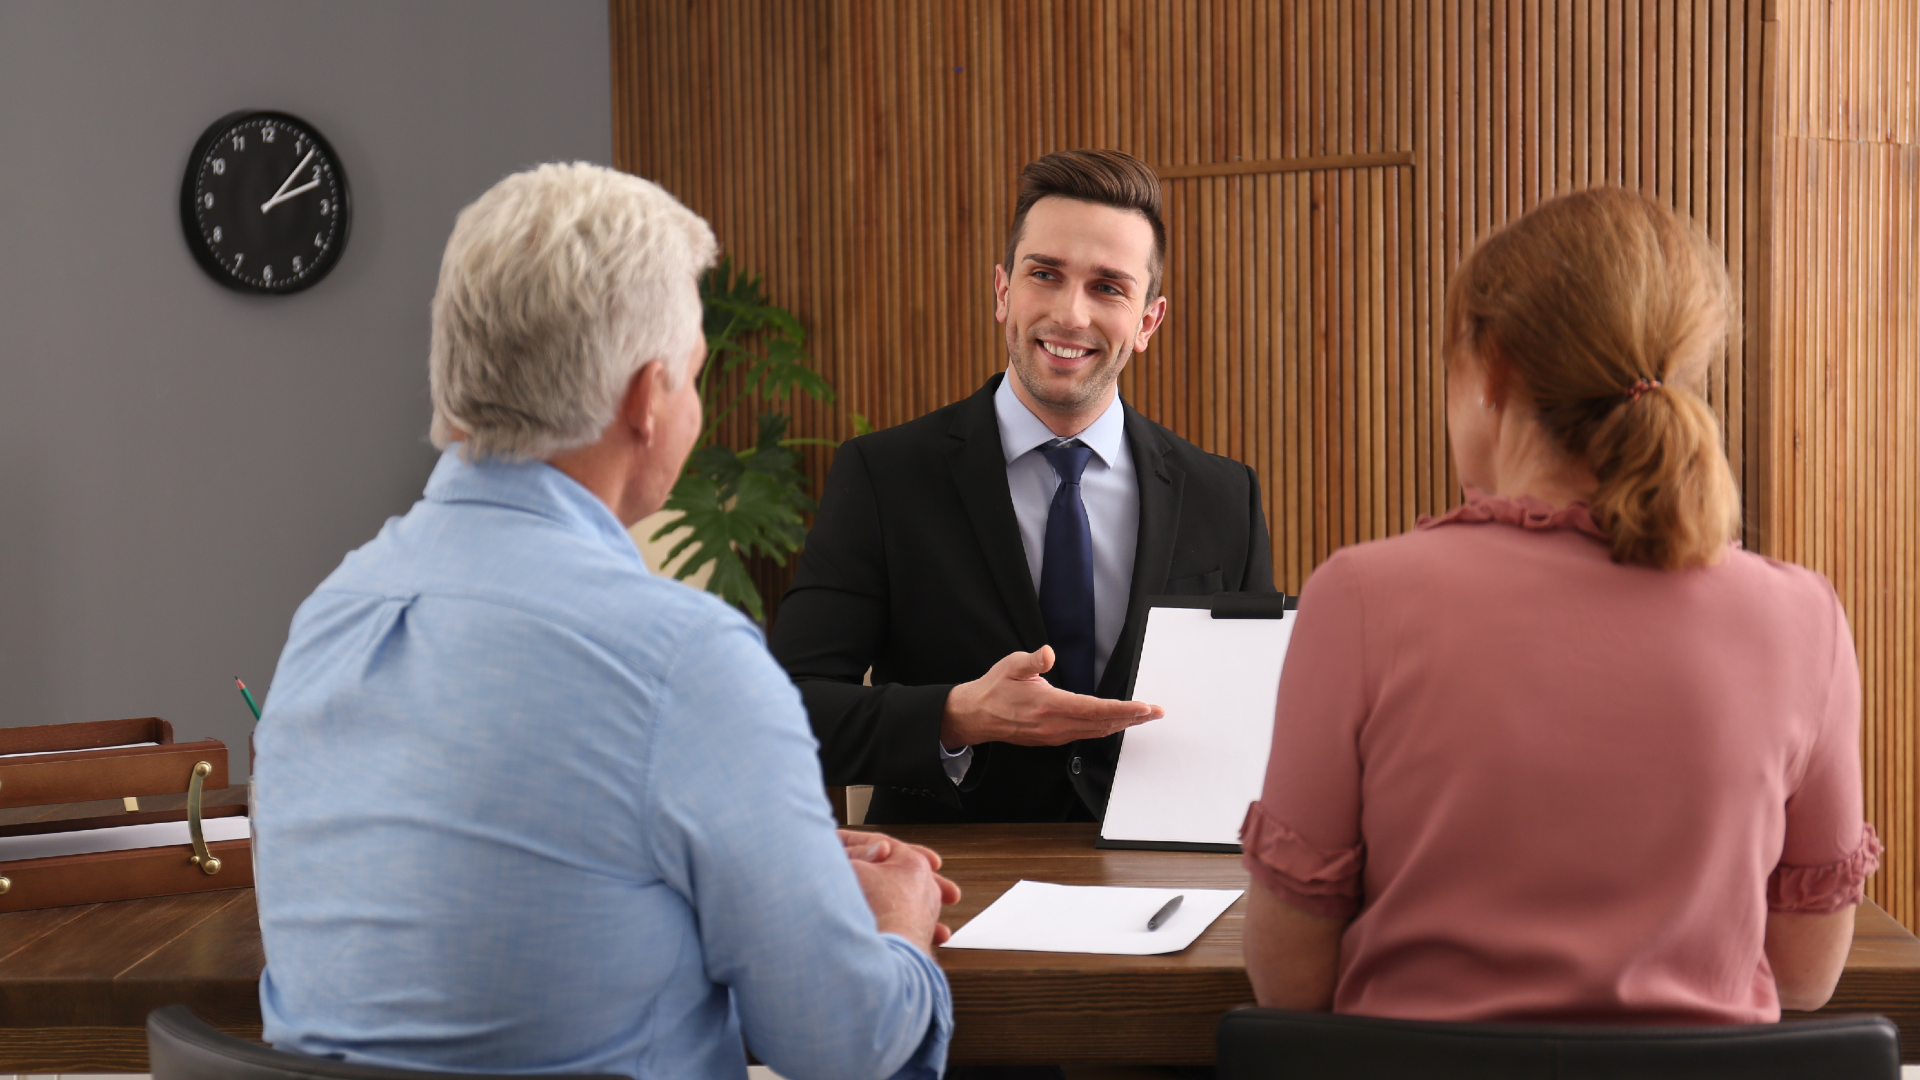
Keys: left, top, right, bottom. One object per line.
{"left": 1003, "top": 149, "right": 1167, "bottom": 299}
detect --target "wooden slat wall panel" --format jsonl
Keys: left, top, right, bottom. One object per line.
{"left": 613, "top": 0, "right": 1427, "bottom": 592}
{"left": 1763, "top": 0, "right": 1920, "bottom": 929}
{"left": 1408, "top": 0, "right": 1762, "bottom": 537}
{"left": 609, "top": 0, "right": 1757, "bottom": 585}
{"left": 612, "top": 1, "right": 1920, "bottom": 925}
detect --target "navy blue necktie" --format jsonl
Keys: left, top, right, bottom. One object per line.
{"left": 1037, "top": 439, "right": 1097, "bottom": 695}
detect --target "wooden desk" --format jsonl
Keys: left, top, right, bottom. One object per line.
{"left": 3, "top": 823, "right": 1919, "bottom": 1069}
{"left": 905, "top": 823, "right": 1254, "bottom": 1065}
{"left": 906, "top": 824, "right": 1920, "bottom": 1064}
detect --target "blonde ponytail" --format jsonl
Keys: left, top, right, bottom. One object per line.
{"left": 1446, "top": 187, "right": 1740, "bottom": 570}
{"left": 1585, "top": 382, "right": 1741, "bottom": 568}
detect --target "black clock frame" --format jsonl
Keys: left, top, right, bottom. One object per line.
{"left": 179, "top": 110, "right": 352, "bottom": 296}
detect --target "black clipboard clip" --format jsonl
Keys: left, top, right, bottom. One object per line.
{"left": 1208, "top": 592, "right": 1294, "bottom": 620}
{"left": 1142, "top": 592, "right": 1296, "bottom": 620}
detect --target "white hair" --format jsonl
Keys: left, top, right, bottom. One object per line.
{"left": 428, "top": 162, "right": 718, "bottom": 461}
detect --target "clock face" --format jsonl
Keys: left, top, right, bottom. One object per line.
{"left": 180, "top": 111, "right": 350, "bottom": 295}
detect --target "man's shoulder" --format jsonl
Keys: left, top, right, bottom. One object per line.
{"left": 830, "top": 382, "right": 995, "bottom": 483}
{"left": 314, "top": 499, "right": 755, "bottom": 664}
{"left": 1124, "top": 407, "right": 1256, "bottom": 489}
{"left": 846, "top": 388, "right": 988, "bottom": 453}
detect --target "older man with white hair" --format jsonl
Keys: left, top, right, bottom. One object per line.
{"left": 252, "top": 163, "right": 955, "bottom": 1080}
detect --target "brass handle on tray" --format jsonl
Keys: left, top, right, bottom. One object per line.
{"left": 187, "top": 760, "right": 221, "bottom": 876}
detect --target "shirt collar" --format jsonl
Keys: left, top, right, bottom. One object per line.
{"left": 421, "top": 445, "right": 644, "bottom": 563}
{"left": 993, "top": 371, "right": 1128, "bottom": 468}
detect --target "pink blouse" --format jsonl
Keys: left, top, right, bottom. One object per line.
{"left": 1242, "top": 491, "right": 1879, "bottom": 1024}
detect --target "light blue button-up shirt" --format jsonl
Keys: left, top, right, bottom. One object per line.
{"left": 994, "top": 374, "right": 1140, "bottom": 681}
{"left": 942, "top": 377, "right": 1140, "bottom": 783}
{"left": 254, "top": 448, "right": 951, "bottom": 1080}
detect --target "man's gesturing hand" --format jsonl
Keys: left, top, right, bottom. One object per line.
{"left": 840, "top": 829, "right": 961, "bottom": 953}
{"left": 940, "top": 645, "right": 1164, "bottom": 750}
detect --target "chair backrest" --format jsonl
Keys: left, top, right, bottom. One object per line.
{"left": 1215, "top": 1007, "right": 1902, "bottom": 1080}
{"left": 146, "top": 1006, "right": 631, "bottom": 1080}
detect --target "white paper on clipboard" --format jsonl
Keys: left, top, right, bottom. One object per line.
{"left": 1100, "top": 605, "right": 1294, "bottom": 848}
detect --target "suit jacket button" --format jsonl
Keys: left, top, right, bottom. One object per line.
{"left": 1070, "top": 756, "right": 1083, "bottom": 776}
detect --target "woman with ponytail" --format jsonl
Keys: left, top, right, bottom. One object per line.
{"left": 1240, "top": 188, "right": 1878, "bottom": 1024}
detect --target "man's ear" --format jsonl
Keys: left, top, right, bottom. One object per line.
{"left": 1133, "top": 294, "right": 1169, "bottom": 352}
{"left": 993, "top": 262, "right": 1011, "bottom": 324}
{"left": 619, "top": 361, "right": 665, "bottom": 447}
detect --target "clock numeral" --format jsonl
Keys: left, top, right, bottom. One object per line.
{"left": 211, "top": 226, "right": 222, "bottom": 243}
{"left": 292, "top": 256, "right": 303, "bottom": 272}
{"left": 315, "top": 233, "right": 325, "bottom": 247}
{"left": 211, "top": 158, "right": 225, "bottom": 175}
{"left": 262, "top": 126, "right": 275, "bottom": 143}
{"left": 202, "top": 193, "right": 214, "bottom": 209}
{"left": 231, "top": 134, "right": 245, "bottom": 151}
{"left": 264, "top": 266, "right": 274, "bottom": 282}
{"left": 318, "top": 199, "right": 329, "bottom": 216}
{"left": 233, "top": 253, "right": 244, "bottom": 269}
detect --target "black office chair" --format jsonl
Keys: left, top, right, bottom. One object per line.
{"left": 1216, "top": 1007, "right": 1902, "bottom": 1080}
{"left": 147, "top": 1006, "right": 632, "bottom": 1080}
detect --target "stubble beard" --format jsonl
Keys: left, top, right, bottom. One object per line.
{"left": 1006, "top": 323, "right": 1133, "bottom": 415}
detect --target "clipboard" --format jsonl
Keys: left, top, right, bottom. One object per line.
{"left": 1097, "top": 593, "right": 1296, "bottom": 853}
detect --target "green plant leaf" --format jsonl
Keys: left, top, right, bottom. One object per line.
{"left": 671, "top": 258, "right": 842, "bottom": 621}
{"left": 849, "top": 412, "right": 874, "bottom": 437}
{"left": 652, "top": 470, "right": 768, "bottom": 623}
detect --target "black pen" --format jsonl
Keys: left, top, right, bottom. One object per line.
{"left": 1146, "top": 894, "right": 1184, "bottom": 931}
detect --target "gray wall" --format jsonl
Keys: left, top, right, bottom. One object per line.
{"left": 0, "top": 1, "right": 612, "bottom": 760}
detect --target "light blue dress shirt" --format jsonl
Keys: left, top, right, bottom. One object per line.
{"left": 253, "top": 448, "right": 951, "bottom": 1080}
{"left": 943, "top": 377, "right": 1139, "bottom": 782}
{"left": 995, "top": 374, "right": 1140, "bottom": 676}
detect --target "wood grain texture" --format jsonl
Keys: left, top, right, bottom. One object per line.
{"left": 607, "top": 0, "right": 1760, "bottom": 593}
{"left": 611, "top": 0, "right": 1434, "bottom": 593}
{"left": 1758, "top": 0, "right": 1920, "bottom": 932}
{"left": 0, "top": 741, "right": 227, "bottom": 809}
{"left": 0, "top": 1028, "right": 162, "bottom": 1074}
{"left": 0, "top": 838, "right": 251, "bottom": 916}
{"left": 0, "top": 717, "right": 172, "bottom": 756}
{"left": 609, "top": 1, "right": 1918, "bottom": 926}
{"left": 903, "top": 824, "right": 1920, "bottom": 1064}
{"left": 3, "top": 832, "right": 1919, "bottom": 1068}
{"left": 0, "top": 1025, "right": 264, "bottom": 1074}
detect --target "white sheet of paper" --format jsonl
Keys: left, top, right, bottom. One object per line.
{"left": 1101, "top": 606, "right": 1294, "bottom": 847}
{"left": 942, "top": 880, "right": 1243, "bottom": 955}
{"left": 0, "top": 815, "right": 250, "bottom": 864}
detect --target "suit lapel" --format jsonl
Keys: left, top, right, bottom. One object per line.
{"left": 948, "top": 375, "right": 1050, "bottom": 649}
{"left": 1098, "top": 406, "right": 1185, "bottom": 698}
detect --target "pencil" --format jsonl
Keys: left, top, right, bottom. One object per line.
{"left": 235, "top": 676, "right": 262, "bottom": 721}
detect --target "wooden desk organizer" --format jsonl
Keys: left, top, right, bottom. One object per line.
{"left": 0, "top": 717, "right": 251, "bottom": 913}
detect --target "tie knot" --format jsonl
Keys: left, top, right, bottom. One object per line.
{"left": 1039, "top": 438, "right": 1094, "bottom": 484}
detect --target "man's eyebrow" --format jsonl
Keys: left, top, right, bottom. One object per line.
{"left": 1019, "top": 253, "right": 1140, "bottom": 286}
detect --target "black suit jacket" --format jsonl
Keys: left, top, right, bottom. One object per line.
{"left": 770, "top": 374, "right": 1276, "bottom": 824}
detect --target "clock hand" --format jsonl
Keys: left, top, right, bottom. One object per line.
{"left": 262, "top": 176, "right": 322, "bottom": 212}
{"left": 259, "top": 148, "right": 318, "bottom": 214}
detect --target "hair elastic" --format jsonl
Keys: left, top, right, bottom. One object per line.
{"left": 1624, "top": 377, "right": 1663, "bottom": 404}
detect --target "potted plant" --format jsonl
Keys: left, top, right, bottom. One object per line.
{"left": 647, "top": 258, "right": 867, "bottom": 622}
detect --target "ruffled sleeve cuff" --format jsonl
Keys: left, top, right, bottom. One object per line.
{"left": 1240, "top": 802, "right": 1364, "bottom": 920}
{"left": 1768, "top": 823, "right": 1882, "bottom": 915}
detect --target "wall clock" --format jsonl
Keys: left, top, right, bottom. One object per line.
{"left": 180, "top": 111, "right": 350, "bottom": 295}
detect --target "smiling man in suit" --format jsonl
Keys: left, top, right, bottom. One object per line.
{"left": 771, "top": 149, "right": 1275, "bottom": 826}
